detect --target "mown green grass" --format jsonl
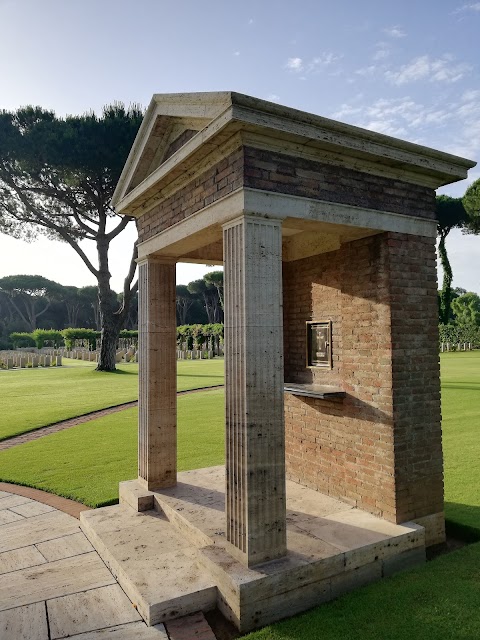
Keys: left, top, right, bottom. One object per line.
{"left": 0, "top": 388, "right": 224, "bottom": 507}
{"left": 441, "top": 351, "right": 480, "bottom": 538}
{"left": 0, "top": 357, "right": 224, "bottom": 441}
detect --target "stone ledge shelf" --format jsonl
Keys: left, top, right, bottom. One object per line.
{"left": 284, "top": 383, "right": 346, "bottom": 400}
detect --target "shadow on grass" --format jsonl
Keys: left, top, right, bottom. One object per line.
{"left": 445, "top": 502, "right": 480, "bottom": 542}
{"left": 92, "top": 368, "right": 137, "bottom": 375}
{"left": 442, "top": 383, "right": 480, "bottom": 391}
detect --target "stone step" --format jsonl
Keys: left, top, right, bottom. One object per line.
{"left": 80, "top": 504, "right": 217, "bottom": 626}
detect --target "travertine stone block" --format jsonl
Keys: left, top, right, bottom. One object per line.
{"left": 138, "top": 258, "right": 177, "bottom": 490}
{"left": 223, "top": 215, "right": 286, "bottom": 567}
{"left": 0, "top": 602, "right": 48, "bottom": 640}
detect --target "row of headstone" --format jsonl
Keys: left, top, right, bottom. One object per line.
{"left": 441, "top": 342, "right": 473, "bottom": 352}
{"left": 177, "top": 349, "right": 215, "bottom": 360}
{"left": 0, "top": 351, "right": 62, "bottom": 369}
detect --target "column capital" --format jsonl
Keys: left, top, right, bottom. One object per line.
{"left": 136, "top": 255, "right": 177, "bottom": 267}
{"left": 221, "top": 214, "right": 283, "bottom": 232}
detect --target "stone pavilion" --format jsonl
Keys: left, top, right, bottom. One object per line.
{"left": 81, "top": 92, "right": 476, "bottom": 632}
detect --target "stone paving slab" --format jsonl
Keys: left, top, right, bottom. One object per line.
{"left": 47, "top": 584, "right": 141, "bottom": 639}
{"left": 0, "top": 491, "right": 196, "bottom": 640}
{"left": 0, "top": 494, "right": 32, "bottom": 510}
{"left": 36, "top": 531, "right": 94, "bottom": 562}
{"left": 0, "top": 509, "right": 25, "bottom": 525}
{"left": 67, "top": 621, "right": 169, "bottom": 639}
{"left": 10, "top": 500, "right": 56, "bottom": 518}
{"left": 0, "top": 545, "right": 47, "bottom": 575}
{"left": 0, "top": 602, "right": 49, "bottom": 640}
{"left": 0, "top": 552, "right": 116, "bottom": 612}
{"left": 0, "top": 510, "right": 81, "bottom": 553}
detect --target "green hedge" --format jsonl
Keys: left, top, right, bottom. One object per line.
{"left": 31, "top": 329, "right": 63, "bottom": 349}
{"left": 176, "top": 323, "right": 223, "bottom": 350}
{"left": 9, "top": 332, "right": 36, "bottom": 348}
{"left": 62, "top": 328, "right": 100, "bottom": 350}
{"left": 439, "top": 323, "right": 480, "bottom": 347}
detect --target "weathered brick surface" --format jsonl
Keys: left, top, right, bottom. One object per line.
{"left": 388, "top": 234, "right": 443, "bottom": 522}
{"left": 138, "top": 148, "right": 244, "bottom": 243}
{"left": 137, "top": 144, "right": 435, "bottom": 245}
{"left": 244, "top": 147, "right": 435, "bottom": 219}
{"left": 283, "top": 232, "right": 443, "bottom": 528}
{"left": 164, "top": 129, "right": 198, "bottom": 162}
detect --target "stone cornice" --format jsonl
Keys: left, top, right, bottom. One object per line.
{"left": 113, "top": 92, "right": 476, "bottom": 217}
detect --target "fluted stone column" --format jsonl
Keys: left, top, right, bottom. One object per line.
{"left": 223, "top": 215, "right": 287, "bottom": 567}
{"left": 137, "top": 256, "right": 177, "bottom": 490}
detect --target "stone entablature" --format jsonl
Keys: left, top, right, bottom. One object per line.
{"left": 137, "top": 144, "right": 438, "bottom": 246}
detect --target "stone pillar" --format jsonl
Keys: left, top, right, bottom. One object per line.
{"left": 223, "top": 215, "right": 287, "bottom": 567}
{"left": 137, "top": 256, "right": 177, "bottom": 490}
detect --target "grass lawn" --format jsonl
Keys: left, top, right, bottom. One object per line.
{"left": 0, "top": 351, "right": 479, "bottom": 639}
{"left": 0, "top": 357, "right": 224, "bottom": 441}
{"left": 0, "top": 388, "right": 224, "bottom": 507}
{"left": 441, "top": 351, "right": 480, "bottom": 538}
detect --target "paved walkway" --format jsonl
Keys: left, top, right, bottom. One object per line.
{"left": 0, "top": 385, "right": 224, "bottom": 452}
{"left": 0, "top": 488, "right": 216, "bottom": 639}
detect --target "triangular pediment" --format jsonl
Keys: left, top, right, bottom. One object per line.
{"left": 112, "top": 92, "right": 234, "bottom": 207}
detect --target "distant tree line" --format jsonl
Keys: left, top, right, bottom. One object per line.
{"left": 438, "top": 287, "right": 480, "bottom": 346}
{"left": 0, "top": 270, "right": 223, "bottom": 350}
{"left": 436, "top": 178, "right": 480, "bottom": 325}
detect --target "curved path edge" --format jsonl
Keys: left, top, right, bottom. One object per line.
{"left": 0, "top": 384, "right": 224, "bottom": 452}
{"left": 0, "top": 481, "right": 90, "bottom": 519}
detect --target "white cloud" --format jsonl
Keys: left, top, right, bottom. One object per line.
{"left": 286, "top": 57, "right": 303, "bottom": 71}
{"left": 267, "top": 94, "right": 280, "bottom": 102}
{"left": 383, "top": 25, "right": 406, "bottom": 38}
{"left": 285, "top": 53, "right": 341, "bottom": 76}
{"left": 331, "top": 91, "right": 480, "bottom": 164}
{"left": 307, "top": 52, "right": 342, "bottom": 71}
{"left": 355, "top": 65, "right": 378, "bottom": 77}
{"left": 457, "top": 2, "right": 480, "bottom": 10}
{"left": 233, "top": 51, "right": 240, "bottom": 56}
{"left": 386, "top": 55, "right": 470, "bottom": 85}
{"left": 332, "top": 96, "right": 453, "bottom": 139}
{"left": 373, "top": 47, "right": 390, "bottom": 61}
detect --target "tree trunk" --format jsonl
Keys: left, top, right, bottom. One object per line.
{"left": 95, "top": 236, "right": 121, "bottom": 372}
{"left": 96, "top": 315, "right": 120, "bottom": 371}
{"left": 94, "top": 233, "right": 136, "bottom": 372}
{"left": 438, "top": 230, "right": 453, "bottom": 325}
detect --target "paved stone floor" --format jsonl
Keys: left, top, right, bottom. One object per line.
{"left": 0, "top": 488, "right": 171, "bottom": 639}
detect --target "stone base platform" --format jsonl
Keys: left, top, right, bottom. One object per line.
{"left": 80, "top": 467, "right": 426, "bottom": 633}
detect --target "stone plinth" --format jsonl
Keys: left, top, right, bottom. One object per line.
{"left": 82, "top": 467, "right": 425, "bottom": 633}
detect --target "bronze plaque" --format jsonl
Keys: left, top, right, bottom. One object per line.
{"left": 307, "top": 321, "right": 332, "bottom": 368}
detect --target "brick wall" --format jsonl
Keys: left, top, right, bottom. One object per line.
{"left": 163, "top": 129, "right": 198, "bottom": 162}
{"left": 388, "top": 234, "right": 443, "bottom": 523}
{"left": 137, "top": 145, "right": 435, "bottom": 245}
{"left": 283, "top": 232, "right": 443, "bottom": 531}
{"left": 244, "top": 147, "right": 435, "bottom": 220}
{"left": 137, "top": 148, "right": 244, "bottom": 243}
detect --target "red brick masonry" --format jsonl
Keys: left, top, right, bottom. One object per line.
{"left": 283, "top": 232, "right": 443, "bottom": 527}
{"left": 138, "top": 145, "right": 435, "bottom": 243}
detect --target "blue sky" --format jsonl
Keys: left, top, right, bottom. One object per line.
{"left": 0, "top": 0, "right": 479, "bottom": 291}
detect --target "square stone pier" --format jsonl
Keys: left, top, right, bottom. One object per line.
{"left": 81, "top": 92, "right": 475, "bottom": 632}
